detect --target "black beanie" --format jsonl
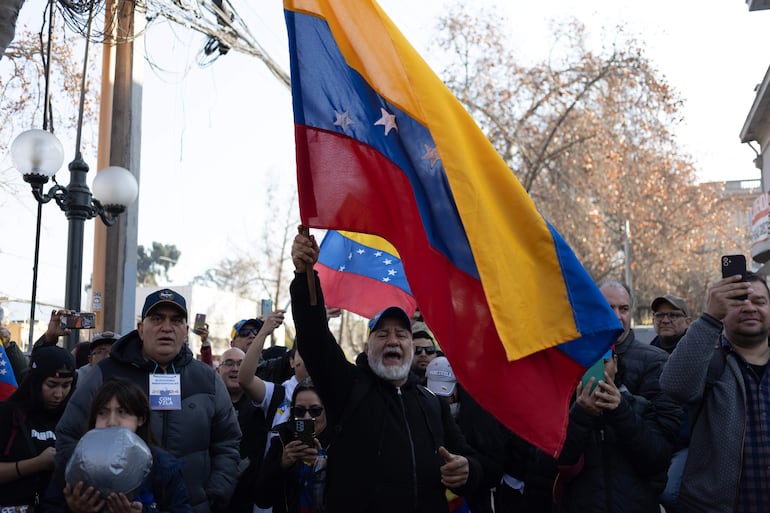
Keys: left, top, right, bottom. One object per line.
{"left": 29, "top": 346, "right": 76, "bottom": 379}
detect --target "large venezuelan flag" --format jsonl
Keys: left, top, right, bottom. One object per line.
{"left": 284, "top": 0, "right": 622, "bottom": 455}
{"left": 317, "top": 230, "right": 417, "bottom": 318}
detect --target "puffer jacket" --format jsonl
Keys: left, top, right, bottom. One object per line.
{"left": 291, "top": 273, "right": 481, "bottom": 513}
{"left": 614, "top": 330, "right": 682, "bottom": 445}
{"left": 54, "top": 331, "right": 241, "bottom": 513}
{"left": 556, "top": 391, "right": 672, "bottom": 513}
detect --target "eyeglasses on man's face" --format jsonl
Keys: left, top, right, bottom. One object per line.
{"left": 237, "top": 328, "right": 260, "bottom": 337}
{"left": 220, "top": 359, "right": 243, "bottom": 368}
{"left": 653, "top": 312, "right": 686, "bottom": 321}
{"left": 291, "top": 406, "right": 324, "bottom": 418}
{"left": 414, "top": 346, "right": 436, "bottom": 356}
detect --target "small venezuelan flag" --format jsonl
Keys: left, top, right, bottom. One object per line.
{"left": 317, "top": 230, "right": 417, "bottom": 319}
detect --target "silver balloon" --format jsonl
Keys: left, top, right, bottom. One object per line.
{"left": 65, "top": 426, "right": 153, "bottom": 498}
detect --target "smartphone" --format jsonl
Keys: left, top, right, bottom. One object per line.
{"left": 60, "top": 312, "right": 96, "bottom": 329}
{"left": 260, "top": 299, "right": 273, "bottom": 318}
{"left": 721, "top": 254, "right": 748, "bottom": 300}
{"left": 293, "top": 418, "right": 315, "bottom": 447}
{"left": 580, "top": 350, "right": 612, "bottom": 394}
{"left": 193, "top": 313, "right": 206, "bottom": 335}
{"left": 721, "top": 254, "right": 746, "bottom": 280}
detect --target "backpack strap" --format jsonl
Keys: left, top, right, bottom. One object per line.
{"left": 706, "top": 344, "right": 728, "bottom": 385}
{"left": 266, "top": 384, "right": 286, "bottom": 427}
{"left": 689, "top": 344, "right": 728, "bottom": 427}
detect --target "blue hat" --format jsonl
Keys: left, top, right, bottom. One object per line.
{"left": 141, "top": 289, "right": 187, "bottom": 320}
{"left": 231, "top": 318, "right": 264, "bottom": 339}
{"left": 368, "top": 306, "right": 411, "bottom": 334}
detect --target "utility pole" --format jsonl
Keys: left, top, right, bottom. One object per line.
{"left": 92, "top": 0, "right": 143, "bottom": 335}
{"left": 624, "top": 219, "right": 633, "bottom": 291}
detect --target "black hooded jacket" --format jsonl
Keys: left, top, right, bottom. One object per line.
{"left": 291, "top": 273, "right": 481, "bottom": 513}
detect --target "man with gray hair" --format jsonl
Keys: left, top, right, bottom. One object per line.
{"left": 598, "top": 281, "right": 681, "bottom": 466}
{"left": 290, "top": 230, "right": 481, "bottom": 513}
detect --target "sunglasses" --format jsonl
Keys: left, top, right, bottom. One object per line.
{"left": 291, "top": 406, "right": 324, "bottom": 418}
{"left": 414, "top": 346, "right": 436, "bottom": 356}
{"left": 237, "top": 328, "right": 260, "bottom": 337}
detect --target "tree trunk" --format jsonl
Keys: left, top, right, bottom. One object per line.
{"left": 0, "top": 0, "right": 25, "bottom": 59}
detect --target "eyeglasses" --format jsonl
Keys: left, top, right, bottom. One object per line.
{"left": 220, "top": 359, "right": 243, "bottom": 368}
{"left": 291, "top": 406, "right": 324, "bottom": 418}
{"left": 237, "top": 328, "right": 259, "bottom": 337}
{"left": 414, "top": 346, "right": 436, "bottom": 356}
{"left": 653, "top": 312, "right": 686, "bottom": 321}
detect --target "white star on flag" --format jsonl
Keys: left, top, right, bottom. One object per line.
{"left": 382, "top": 277, "right": 391, "bottom": 282}
{"left": 0, "top": 368, "right": 6, "bottom": 375}
{"left": 374, "top": 251, "right": 382, "bottom": 257}
{"left": 374, "top": 107, "right": 398, "bottom": 136}
{"left": 383, "top": 258, "right": 393, "bottom": 265}
{"left": 357, "top": 249, "right": 365, "bottom": 254}
{"left": 421, "top": 144, "right": 440, "bottom": 168}
{"left": 388, "top": 269, "right": 397, "bottom": 276}
{"left": 333, "top": 110, "right": 355, "bottom": 132}
{"left": 338, "top": 265, "right": 346, "bottom": 271}
{"left": 348, "top": 252, "right": 353, "bottom": 260}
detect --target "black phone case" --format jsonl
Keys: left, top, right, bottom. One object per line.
{"left": 721, "top": 254, "right": 746, "bottom": 279}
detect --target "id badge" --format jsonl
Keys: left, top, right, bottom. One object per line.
{"left": 149, "top": 374, "right": 182, "bottom": 410}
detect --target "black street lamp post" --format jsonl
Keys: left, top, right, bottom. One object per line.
{"left": 11, "top": 130, "right": 138, "bottom": 350}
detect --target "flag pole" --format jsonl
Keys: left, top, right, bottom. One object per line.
{"left": 300, "top": 226, "right": 317, "bottom": 305}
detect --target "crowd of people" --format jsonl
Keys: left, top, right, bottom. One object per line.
{"left": 0, "top": 230, "right": 768, "bottom": 513}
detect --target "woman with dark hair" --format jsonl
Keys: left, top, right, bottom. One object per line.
{"left": 49, "top": 378, "right": 192, "bottom": 513}
{"left": 0, "top": 346, "right": 76, "bottom": 511}
{"left": 257, "top": 379, "right": 331, "bottom": 513}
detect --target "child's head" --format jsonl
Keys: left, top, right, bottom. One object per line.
{"left": 88, "top": 378, "right": 154, "bottom": 445}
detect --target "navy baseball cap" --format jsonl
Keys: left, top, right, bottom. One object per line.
{"left": 141, "top": 289, "right": 187, "bottom": 320}
{"left": 368, "top": 306, "right": 411, "bottom": 334}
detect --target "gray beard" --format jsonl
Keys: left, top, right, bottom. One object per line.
{"left": 368, "top": 347, "right": 413, "bottom": 382}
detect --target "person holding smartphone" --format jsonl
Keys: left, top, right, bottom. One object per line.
{"left": 554, "top": 350, "right": 672, "bottom": 513}
{"left": 257, "top": 379, "right": 330, "bottom": 513}
{"left": 661, "top": 271, "right": 770, "bottom": 512}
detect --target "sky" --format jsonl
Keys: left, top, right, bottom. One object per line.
{"left": 1, "top": 0, "right": 769, "bottom": 313}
